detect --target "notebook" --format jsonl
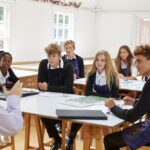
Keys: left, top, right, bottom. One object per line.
{"left": 0, "top": 88, "right": 39, "bottom": 100}
{"left": 56, "top": 109, "right": 107, "bottom": 120}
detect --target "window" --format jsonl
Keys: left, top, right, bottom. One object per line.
{"left": 139, "top": 18, "right": 150, "bottom": 45}
{"left": 53, "top": 11, "right": 74, "bottom": 51}
{"left": 0, "top": 4, "right": 9, "bottom": 51}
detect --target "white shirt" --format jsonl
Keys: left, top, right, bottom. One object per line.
{"left": 95, "top": 70, "right": 107, "bottom": 86}
{"left": 66, "top": 55, "right": 76, "bottom": 60}
{"left": 0, "top": 95, "right": 23, "bottom": 136}
{"left": 121, "top": 60, "right": 127, "bottom": 69}
{"left": 47, "top": 58, "right": 64, "bottom": 70}
{"left": 0, "top": 71, "right": 10, "bottom": 84}
{"left": 121, "top": 59, "right": 138, "bottom": 77}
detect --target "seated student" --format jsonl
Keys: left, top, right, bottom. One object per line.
{"left": 62, "top": 40, "right": 84, "bottom": 79}
{"left": 66, "top": 51, "right": 120, "bottom": 150}
{"left": 38, "top": 43, "right": 74, "bottom": 150}
{"left": 115, "top": 45, "right": 138, "bottom": 80}
{"left": 104, "top": 45, "right": 150, "bottom": 150}
{"left": 0, "top": 81, "right": 23, "bottom": 137}
{"left": 86, "top": 50, "right": 119, "bottom": 98}
{"left": 0, "top": 52, "right": 18, "bottom": 89}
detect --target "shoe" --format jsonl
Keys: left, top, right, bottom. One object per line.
{"left": 66, "top": 143, "right": 73, "bottom": 150}
{"left": 66, "top": 137, "right": 73, "bottom": 150}
{"left": 0, "top": 135, "right": 9, "bottom": 146}
{"left": 51, "top": 142, "right": 61, "bottom": 150}
{"left": 55, "top": 123, "right": 62, "bottom": 134}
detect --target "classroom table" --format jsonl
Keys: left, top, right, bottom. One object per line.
{"left": 0, "top": 92, "right": 125, "bottom": 150}
{"left": 13, "top": 69, "right": 38, "bottom": 89}
{"left": 21, "top": 92, "right": 127, "bottom": 149}
{"left": 74, "top": 78, "right": 145, "bottom": 95}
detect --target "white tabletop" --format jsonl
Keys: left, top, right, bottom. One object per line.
{"left": 13, "top": 69, "right": 37, "bottom": 78}
{"left": 74, "top": 78, "right": 145, "bottom": 92}
{"left": 0, "top": 92, "right": 124, "bottom": 128}
{"left": 12, "top": 64, "right": 39, "bottom": 71}
{"left": 119, "top": 79, "right": 145, "bottom": 92}
{"left": 19, "top": 92, "right": 124, "bottom": 128}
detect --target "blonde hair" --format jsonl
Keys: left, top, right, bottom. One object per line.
{"left": 64, "top": 40, "right": 75, "bottom": 50}
{"left": 88, "top": 50, "right": 119, "bottom": 89}
{"left": 45, "top": 43, "right": 61, "bottom": 56}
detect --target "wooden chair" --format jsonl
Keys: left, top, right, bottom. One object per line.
{"left": 0, "top": 136, "right": 15, "bottom": 150}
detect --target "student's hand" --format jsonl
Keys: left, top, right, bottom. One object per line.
{"left": 125, "top": 76, "right": 137, "bottom": 80}
{"left": 2, "top": 80, "right": 23, "bottom": 97}
{"left": 105, "top": 98, "right": 116, "bottom": 109}
{"left": 38, "top": 82, "right": 48, "bottom": 91}
{"left": 123, "top": 96, "right": 135, "bottom": 105}
{"left": 73, "top": 74, "right": 77, "bottom": 80}
{"left": 119, "top": 73, "right": 125, "bottom": 79}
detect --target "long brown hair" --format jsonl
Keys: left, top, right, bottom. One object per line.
{"left": 88, "top": 50, "right": 119, "bottom": 89}
{"left": 115, "top": 45, "right": 134, "bottom": 76}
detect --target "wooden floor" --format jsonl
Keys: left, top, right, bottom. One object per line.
{"left": 2, "top": 117, "right": 150, "bottom": 150}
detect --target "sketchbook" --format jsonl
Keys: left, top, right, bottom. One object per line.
{"left": 56, "top": 109, "right": 107, "bottom": 120}
{"left": 0, "top": 88, "right": 39, "bottom": 100}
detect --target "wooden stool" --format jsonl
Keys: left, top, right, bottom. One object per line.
{"left": 0, "top": 136, "right": 15, "bottom": 150}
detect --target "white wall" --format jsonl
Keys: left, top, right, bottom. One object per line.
{"left": 95, "top": 12, "right": 137, "bottom": 58}
{"left": 8, "top": 0, "right": 96, "bottom": 62}
{"left": 2, "top": 0, "right": 150, "bottom": 62}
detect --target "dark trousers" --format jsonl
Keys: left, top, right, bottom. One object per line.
{"left": 41, "top": 117, "right": 62, "bottom": 143}
{"left": 68, "top": 123, "right": 82, "bottom": 144}
{"left": 104, "top": 131, "right": 126, "bottom": 150}
{"left": 104, "top": 131, "right": 150, "bottom": 150}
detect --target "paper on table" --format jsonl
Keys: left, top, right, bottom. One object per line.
{"left": 60, "top": 96, "right": 107, "bottom": 108}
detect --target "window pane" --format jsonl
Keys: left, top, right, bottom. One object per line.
{"left": 65, "top": 16, "right": 69, "bottom": 24}
{"left": 0, "top": 23, "right": 4, "bottom": 38}
{"left": 54, "top": 14, "right": 57, "bottom": 24}
{"left": 59, "top": 15, "right": 63, "bottom": 24}
{"left": 58, "top": 28, "right": 63, "bottom": 37}
{"left": 139, "top": 19, "right": 150, "bottom": 44}
{"left": 54, "top": 27, "right": 57, "bottom": 39}
{"left": 0, "top": 40, "right": 4, "bottom": 49}
{"left": 60, "top": 41, "right": 64, "bottom": 51}
{"left": 0, "top": 7, "right": 4, "bottom": 21}
{"left": 64, "top": 29, "right": 68, "bottom": 39}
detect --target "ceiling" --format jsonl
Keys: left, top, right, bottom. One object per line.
{"left": 80, "top": 0, "right": 150, "bottom": 11}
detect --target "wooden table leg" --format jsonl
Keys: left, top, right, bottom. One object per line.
{"left": 62, "top": 120, "right": 66, "bottom": 150}
{"left": 83, "top": 125, "right": 92, "bottom": 150}
{"left": 95, "top": 127, "right": 103, "bottom": 150}
{"left": 24, "top": 114, "right": 31, "bottom": 150}
{"left": 34, "top": 115, "right": 44, "bottom": 150}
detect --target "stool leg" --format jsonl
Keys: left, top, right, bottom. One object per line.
{"left": 11, "top": 136, "right": 15, "bottom": 150}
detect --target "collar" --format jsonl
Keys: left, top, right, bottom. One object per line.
{"left": 0, "top": 70, "right": 10, "bottom": 84}
{"left": 66, "top": 55, "right": 76, "bottom": 60}
{"left": 121, "top": 60, "right": 127, "bottom": 69}
{"left": 95, "top": 70, "right": 106, "bottom": 86}
{"left": 47, "top": 58, "right": 64, "bottom": 70}
{"left": 96, "top": 70, "right": 106, "bottom": 78}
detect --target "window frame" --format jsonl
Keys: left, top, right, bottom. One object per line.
{"left": 0, "top": 2, "right": 10, "bottom": 51}
{"left": 53, "top": 11, "right": 74, "bottom": 51}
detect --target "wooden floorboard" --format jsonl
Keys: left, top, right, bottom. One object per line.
{"left": 2, "top": 117, "right": 149, "bottom": 150}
